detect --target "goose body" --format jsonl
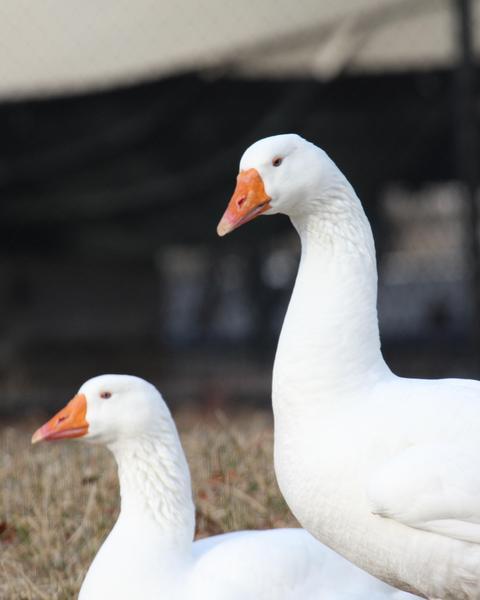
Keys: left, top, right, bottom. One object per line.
{"left": 217, "top": 134, "right": 480, "bottom": 599}
{"left": 32, "top": 374, "right": 418, "bottom": 599}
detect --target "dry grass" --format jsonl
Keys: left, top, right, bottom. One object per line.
{"left": 0, "top": 409, "right": 297, "bottom": 599}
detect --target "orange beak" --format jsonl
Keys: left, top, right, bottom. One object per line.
{"left": 217, "top": 168, "right": 271, "bottom": 236}
{"left": 31, "top": 393, "right": 88, "bottom": 444}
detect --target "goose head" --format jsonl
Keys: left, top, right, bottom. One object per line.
{"left": 32, "top": 374, "right": 168, "bottom": 446}
{"left": 217, "top": 133, "right": 341, "bottom": 236}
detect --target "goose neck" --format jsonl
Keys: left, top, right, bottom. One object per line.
{"left": 275, "top": 181, "right": 387, "bottom": 404}
{"left": 109, "top": 428, "right": 195, "bottom": 551}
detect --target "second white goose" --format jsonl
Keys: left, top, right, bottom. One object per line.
{"left": 32, "top": 374, "right": 418, "bottom": 600}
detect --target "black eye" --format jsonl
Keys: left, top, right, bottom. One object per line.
{"left": 272, "top": 157, "right": 283, "bottom": 167}
{"left": 100, "top": 391, "right": 112, "bottom": 399}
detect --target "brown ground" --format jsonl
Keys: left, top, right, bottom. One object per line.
{"left": 0, "top": 409, "right": 297, "bottom": 599}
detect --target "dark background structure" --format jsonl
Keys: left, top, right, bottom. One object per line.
{"left": 0, "top": 0, "right": 479, "bottom": 414}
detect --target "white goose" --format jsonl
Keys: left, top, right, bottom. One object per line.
{"left": 217, "top": 134, "right": 480, "bottom": 600}
{"left": 32, "top": 374, "right": 417, "bottom": 600}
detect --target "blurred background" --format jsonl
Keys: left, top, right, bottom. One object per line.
{"left": 0, "top": 0, "right": 479, "bottom": 415}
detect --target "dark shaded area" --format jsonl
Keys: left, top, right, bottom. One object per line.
{"left": 0, "top": 71, "right": 456, "bottom": 239}
{"left": 0, "top": 66, "right": 478, "bottom": 414}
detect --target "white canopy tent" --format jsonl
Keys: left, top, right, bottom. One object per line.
{"left": 0, "top": 0, "right": 478, "bottom": 99}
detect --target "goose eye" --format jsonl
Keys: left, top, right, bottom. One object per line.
{"left": 272, "top": 157, "right": 283, "bottom": 167}
{"left": 100, "top": 391, "right": 112, "bottom": 399}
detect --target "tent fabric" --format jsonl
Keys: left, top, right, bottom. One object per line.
{"left": 0, "top": 0, "right": 477, "bottom": 99}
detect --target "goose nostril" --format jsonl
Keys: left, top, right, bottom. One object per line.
{"left": 237, "top": 196, "right": 246, "bottom": 209}
{"left": 57, "top": 415, "right": 68, "bottom": 424}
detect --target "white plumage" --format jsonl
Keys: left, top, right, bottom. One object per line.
{"left": 33, "top": 374, "right": 419, "bottom": 599}
{"left": 217, "top": 134, "right": 480, "bottom": 600}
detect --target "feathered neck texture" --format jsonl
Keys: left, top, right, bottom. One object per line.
{"left": 108, "top": 420, "right": 195, "bottom": 552}
{"left": 291, "top": 175, "right": 376, "bottom": 262}
{"left": 274, "top": 173, "right": 387, "bottom": 412}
